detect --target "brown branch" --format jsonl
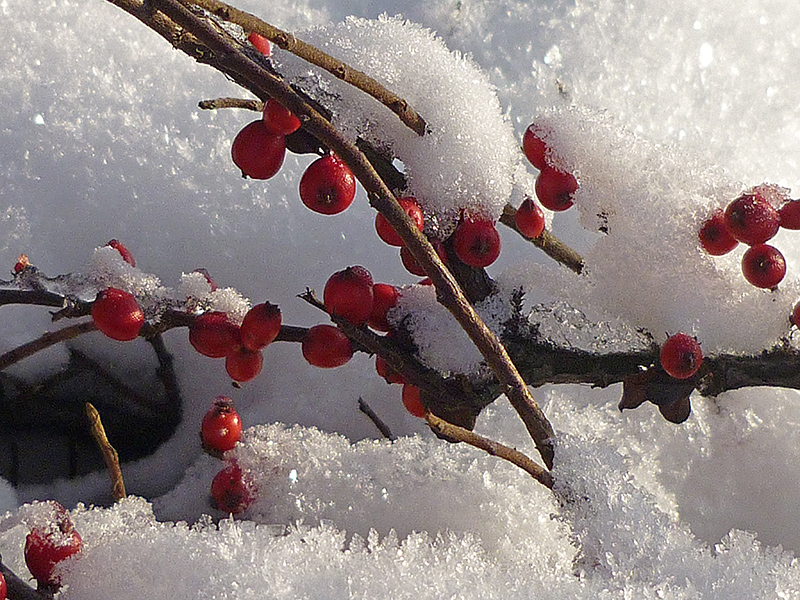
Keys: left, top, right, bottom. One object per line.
{"left": 0, "top": 288, "right": 71, "bottom": 309}
{"left": 198, "top": 97, "right": 263, "bottom": 111}
{"left": 85, "top": 402, "right": 127, "bottom": 501}
{"left": 184, "top": 0, "right": 427, "bottom": 136}
{"left": 0, "top": 555, "right": 51, "bottom": 600}
{"left": 425, "top": 411, "right": 553, "bottom": 489}
{"left": 109, "top": 0, "right": 556, "bottom": 464}
{"left": 0, "top": 320, "right": 97, "bottom": 371}
{"left": 358, "top": 397, "right": 396, "bottom": 441}
{"left": 500, "top": 204, "right": 584, "bottom": 274}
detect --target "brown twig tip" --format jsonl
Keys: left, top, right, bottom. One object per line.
{"left": 358, "top": 397, "right": 396, "bottom": 441}
{"left": 86, "top": 402, "right": 127, "bottom": 501}
{"left": 424, "top": 411, "right": 554, "bottom": 489}
{"left": 0, "top": 319, "right": 97, "bottom": 371}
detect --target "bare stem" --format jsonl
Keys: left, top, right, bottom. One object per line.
{"left": 500, "top": 204, "right": 584, "bottom": 274}
{"left": 0, "top": 320, "right": 97, "bottom": 371}
{"left": 85, "top": 402, "right": 127, "bottom": 501}
{"left": 425, "top": 411, "right": 554, "bottom": 489}
{"left": 358, "top": 397, "right": 396, "bottom": 441}
{"left": 198, "top": 97, "right": 263, "bottom": 111}
{"left": 184, "top": 0, "right": 427, "bottom": 135}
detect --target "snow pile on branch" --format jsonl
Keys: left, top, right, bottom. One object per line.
{"left": 504, "top": 107, "right": 800, "bottom": 354}
{"left": 273, "top": 15, "right": 521, "bottom": 235}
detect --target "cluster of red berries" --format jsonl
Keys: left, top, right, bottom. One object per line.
{"left": 89, "top": 239, "right": 282, "bottom": 383}
{"left": 189, "top": 301, "right": 282, "bottom": 383}
{"left": 306, "top": 265, "right": 425, "bottom": 417}
{"left": 698, "top": 186, "right": 795, "bottom": 290}
{"left": 375, "top": 195, "right": 503, "bottom": 272}
{"left": 522, "top": 123, "right": 579, "bottom": 214}
{"left": 23, "top": 502, "right": 83, "bottom": 590}
{"left": 201, "top": 397, "right": 256, "bottom": 514}
{"left": 230, "top": 93, "right": 360, "bottom": 217}
{"left": 301, "top": 266, "right": 397, "bottom": 369}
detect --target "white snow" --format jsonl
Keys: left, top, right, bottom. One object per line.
{"left": 1, "top": 0, "right": 800, "bottom": 597}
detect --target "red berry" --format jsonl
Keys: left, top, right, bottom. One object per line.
{"left": 452, "top": 217, "right": 502, "bottom": 268}
{"left": 189, "top": 312, "right": 242, "bottom": 358}
{"left": 299, "top": 154, "right": 356, "bottom": 215}
{"left": 0, "top": 571, "right": 5, "bottom": 600}
{"left": 262, "top": 98, "right": 301, "bottom": 136}
{"left": 376, "top": 355, "right": 405, "bottom": 384}
{"left": 324, "top": 266, "right": 374, "bottom": 325}
{"left": 241, "top": 302, "right": 282, "bottom": 351}
{"left": 201, "top": 396, "right": 243, "bottom": 453}
{"left": 368, "top": 283, "right": 400, "bottom": 332}
{"left": 231, "top": 120, "right": 286, "bottom": 180}
{"left": 535, "top": 167, "right": 577, "bottom": 211}
{"left": 24, "top": 520, "right": 83, "bottom": 588}
{"left": 13, "top": 253, "right": 30, "bottom": 273}
{"left": 193, "top": 268, "right": 218, "bottom": 291}
{"left": 742, "top": 243, "right": 786, "bottom": 289}
{"left": 791, "top": 301, "right": 800, "bottom": 328}
{"left": 660, "top": 333, "right": 703, "bottom": 380}
{"left": 522, "top": 124, "right": 549, "bottom": 171}
{"left": 779, "top": 199, "right": 800, "bottom": 230}
{"left": 724, "top": 193, "right": 780, "bottom": 245}
{"left": 515, "top": 197, "right": 545, "bottom": 239}
{"left": 247, "top": 31, "right": 271, "bottom": 56}
{"left": 699, "top": 209, "right": 739, "bottom": 255}
{"left": 225, "top": 347, "right": 263, "bottom": 382}
{"left": 302, "top": 325, "right": 353, "bottom": 368}
{"left": 401, "top": 384, "right": 426, "bottom": 417}
{"left": 375, "top": 197, "right": 425, "bottom": 247}
{"left": 105, "top": 239, "right": 135, "bottom": 267}
{"left": 211, "top": 463, "right": 255, "bottom": 514}
{"left": 91, "top": 287, "right": 144, "bottom": 342}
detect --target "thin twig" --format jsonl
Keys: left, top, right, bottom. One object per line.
{"left": 425, "top": 411, "right": 553, "bottom": 489}
{"left": 198, "top": 97, "right": 263, "bottom": 111}
{"left": 500, "top": 204, "right": 584, "bottom": 274}
{"left": 0, "top": 320, "right": 97, "bottom": 371}
{"left": 358, "top": 397, "right": 396, "bottom": 441}
{"left": 184, "top": 0, "right": 427, "bottom": 136}
{"left": 85, "top": 402, "right": 127, "bottom": 501}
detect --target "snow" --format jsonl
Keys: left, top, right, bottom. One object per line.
{"left": 2, "top": 0, "right": 800, "bottom": 597}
